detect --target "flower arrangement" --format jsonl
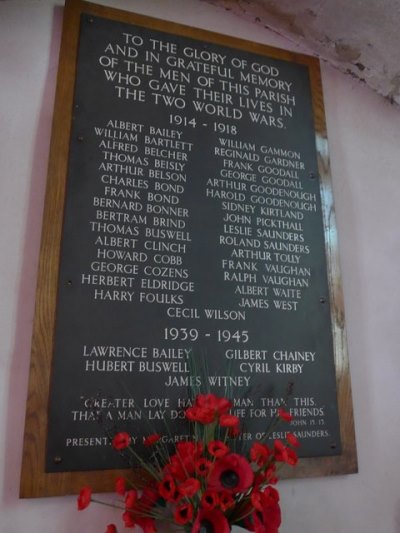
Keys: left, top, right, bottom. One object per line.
{"left": 77, "top": 392, "right": 299, "bottom": 533}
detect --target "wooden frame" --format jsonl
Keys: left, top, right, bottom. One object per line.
{"left": 20, "top": 0, "right": 357, "bottom": 498}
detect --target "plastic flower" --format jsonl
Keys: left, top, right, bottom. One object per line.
{"left": 144, "top": 433, "right": 161, "bottom": 447}
{"left": 159, "top": 475, "right": 178, "bottom": 502}
{"left": 273, "top": 439, "right": 288, "bottom": 463}
{"left": 77, "top": 486, "right": 92, "bottom": 510}
{"left": 201, "top": 490, "right": 219, "bottom": 510}
{"left": 115, "top": 477, "right": 126, "bottom": 496}
{"left": 278, "top": 407, "right": 292, "bottom": 422}
{"left": 219, "top": 414, "right": 240, "bottom": 428}
{"left": 228, "top": 425, "right": 241, "bottom": 438}
{"left": 185, "top": 405, "right": 215, "bottom": 424}
{"left": 122, "top": 510, "right": 135, "bottom": 528}
{"left": 285, "top": 448, "right": 298, "bottom": 466}
{"left": 265, "top": 465, "right": 279, "bottom": 485}
{"left": 137, "top": 486, "right": 159, "bottom": 513}
{"left": 125, "top": 489, "right": 137, "bottom": 510}
{"left": 135, "top": 517, "right": 156, "bottom": 533}
{"left": 251, "top": 486, "right": 279, "bottom": 512}
{"left": 245, "top": 487, "right": 281, "bottom": 533}
{"left": 179, "top": 477, "right": 200, "bottom": 498}
{"left": 208, "top": 454, "right": 254, "bottom": 493}
{"left": 192, "top": 508, "right": 230, "bottom": 533}
{"left": 286, "top": 432, "right": 300, "bottom": 447}
{"left": 195, "top": 457, "right": 212, "bottom": 477}
{"left": 165, "top": 457, "right": 188, "bottom": 481}
{"left": 208, "top": 440, "right": 230, "bottom": 458}
{"left": 273, "top": 439, "right": 298, "bottom": 465}
{"left": 112, "top": 432, "right": 131, "bottom": 450}
{"left": 75, "top": 393, "right": 299, "bottom": 533}
{"left": 253, "top": 510, "right": 280, "bottom": 533}
{"left": 219, "top": 491, "right": 234, "bottom": 512}
{"left": 196, "top": 393, "right": 232, "bottom": 414}
{"left": 176, "top": 440, "right": 203, "bottom": 459}
{"left": 122, "top": 495, "right": 157, "bottom": 532}
{"left": 165, "top": 441, "right": 203, "bottom": 481}
{"left": 250, "top": 442, "right": 271, "bottom": 466}
{"left": 259, "top": 490, "right": 281, "bottom": 533}
{"left": 185, "top": 393, "right": 232, "bottom": 424}
{"left": 174, "top": 502, "right": 194, "bottom": 525}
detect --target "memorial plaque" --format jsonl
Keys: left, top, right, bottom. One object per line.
{"left": 21, "top": 0, "right": 357, "bottom": 497}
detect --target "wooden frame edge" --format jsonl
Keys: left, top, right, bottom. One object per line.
{"left": 20, "top": 0, "right": 357, "bottom": 497}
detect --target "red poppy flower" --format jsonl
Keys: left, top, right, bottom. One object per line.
{"left": 219, "top": 491, "right": 234, "bottom": 512}
{"left": 193, "top": 508, "right": 230, "bottom": 533}
{"left": 243, "top": 516, "right": 256, "bottom": 532}
{"left": 228, "top": 425, "right": 241, "bottom": 438}
{"left": 216, "top": 397, "right": 233, "bottom": 414}
{"left": 274, "top": 439, "right": 285, "bottom": 452}
{"left": 286, "top": 432, "right": 300, "bottom": 448}
{"left": 252, "top": 509, "right": 280, "bottom": 533}
{"left": 278, "top": 407, "right": 292, "bottom": 422}
{"left": 250, "top": 442, "right": 271, "bottom": 466}
{"left": 208, "top": 453, "right": 254, "bottom": 493}
{"left": 247, "top": 488, "right": 281, "bottom": 533}
{"left": 144, "top": 433, "right": 161, "bottom": 447}
{"left": 125, "top": 489, "right": 137, "bottom": 510}
{"left": 115, "top": 477, "right": 126, "bottom": 496}
{"left": 285, "top": 448, "right": 298, "bottom": 466}
{"left": 179, "top": 477, "right": 200, "bottom": 498}
{"left": 136, "top": 517, "right": 156, "bottom": 533}
{"left": 262, "top": 498, "right": 281, "bottom": 532}
{"left": 137, "top": 486, "right": 159, "bottom": 513}
{"left": 106, "top": 525, "right": 117, "bottom": 533}
{"left": 208, "top": 440, "right": 230, "bottom": 458}
{"left": 251, "top": 486, "right": 280, "bottom": 512}
{"left": 164, "top": 441, "right": 203, "bottom": 481}
{"left": 273, "top": 440, "right": 297, "bottom": 465}
{"left": 219, "top": 414, "right": 240, "bottom": 428}
{"left": 186, "top": 394, "right": 232, "bottom": 424}
{"left": 185, "top": 405, "right": 215, "bottom": 424}
{"left": 251, "top": 489, "right": 263, "bottom": 512}
{"left": 77, "top": 486, "right": 91, "bottom": 510}
{"left": 264, "top": 486, "right": 280, "bottom": 503}
{"left": 273, "top": 439, "right": 288, "bottom": 463}
{"left": 165, "top": 455, "right": 198, "bottom": 482}
{"left": 195, "top": 457, "right": 212, "bottom": 477}
{"left": 265, "top": 465, "right": 279, "bottom": 485}
{"left": 201, "top": 490, "right": 219, "bottom": 510}
{"left": 176, "top": 441, "right": 203, "bottom": 459}
{"left": 122, "top": 511, "right": 136, "bottom": 528}
{"left": 112, "top": 432, "right": 131, "bottom": 450}
{"left": 165, "top": 458, "right": 188, "bottom": 482}
{"left": 196, "top": 393, "right": 232, "bottom": 415}
{"left": 159, "top": 475, "right": 178, "bottom": 502}
{"left": 174, "top": 502, "right": 194, "bottom": 525}
{"left": 253, "top": 472, "right": 267, "bottom": 489}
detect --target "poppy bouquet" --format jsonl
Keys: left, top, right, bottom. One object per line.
{"left": 77, "top": 392, "right": 299, "bottom": 533}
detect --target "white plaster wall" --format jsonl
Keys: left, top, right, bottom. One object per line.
{"left": 206, "top": 0, "right": 400, "bottom": 105}
{"left": 1, "top": 1, "right": 399, "bottom": 532}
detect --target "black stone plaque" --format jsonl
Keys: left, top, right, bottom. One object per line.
{"left": 46, "top": 13, "right": 341, "bottom": 472}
